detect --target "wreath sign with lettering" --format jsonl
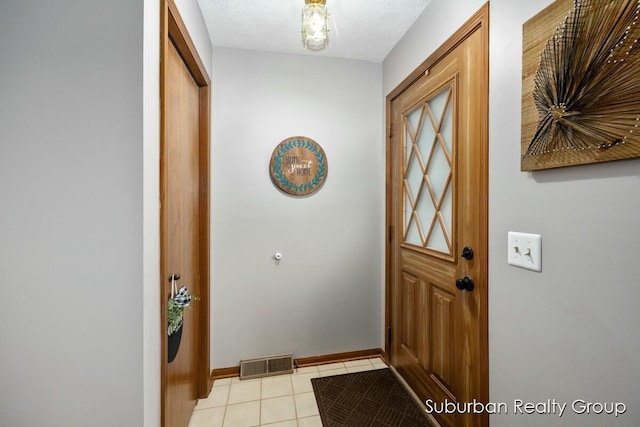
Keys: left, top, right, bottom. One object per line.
{"left": 270, "top": 136, "right": 328, "bottom": 196}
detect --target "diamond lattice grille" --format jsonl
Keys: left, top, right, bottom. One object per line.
{"left": 403, "top": 85, "right": 454, "bottom": 254}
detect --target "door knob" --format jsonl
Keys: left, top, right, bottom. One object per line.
{"left": 168, "top": 273, "right": 181, "bottom": 282}
{"left": 455, "top": 276, "right": 474, "bottom": 292}
{"left": 461, "top": 247, "right": 474, "bottom": 260}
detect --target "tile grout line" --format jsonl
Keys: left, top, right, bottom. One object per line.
{"left": 220, "top": 380, "right": 231, "bottom": 427}
{"left": 258, "top": 378, "right": 262, "bottom": 427}
{"left": 290, "top": 372, "right": 299, "bottom": 425}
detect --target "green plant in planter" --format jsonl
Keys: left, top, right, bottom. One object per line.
{"left": 167, "top": 286, "right": 199, "bottom": 336}
{"left": 167, "top": 299, "right": 183, "bottom": 336}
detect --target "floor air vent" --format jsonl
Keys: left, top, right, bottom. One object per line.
{"left": 240, "top": 354, "right": 294, "bottom": 380}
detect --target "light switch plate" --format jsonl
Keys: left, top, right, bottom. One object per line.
{"left": 507, "top": 232, "right": 542, "bottom": 272}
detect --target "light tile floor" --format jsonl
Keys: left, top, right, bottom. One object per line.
{"left": 188, "top": 357, "right": 388, "bottom": 427}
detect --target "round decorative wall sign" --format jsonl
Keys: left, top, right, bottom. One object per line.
{"left": 269, "top": 136, "right": 328, "bottom": 196}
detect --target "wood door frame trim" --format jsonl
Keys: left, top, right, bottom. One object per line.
{"left": 384, "top": 0, "right": 489, "bottom": 405}
{"left": 161, "top": 0, "right": 212, "bottom": 425}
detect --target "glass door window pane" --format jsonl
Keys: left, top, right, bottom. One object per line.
{"left": 402, "top": 84, "right": 455, "bottom": 255}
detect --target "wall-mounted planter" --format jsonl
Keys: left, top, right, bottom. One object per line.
{"left": 167, "top": 324, "right": 183, "bottom": 363}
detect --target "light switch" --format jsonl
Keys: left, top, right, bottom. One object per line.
{"left": 508, "top": 232, "right": 541, "bottom": 272}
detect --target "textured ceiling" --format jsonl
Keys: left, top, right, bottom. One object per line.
{"left": 197, "top": 0, "right": 431, "bottom": 63}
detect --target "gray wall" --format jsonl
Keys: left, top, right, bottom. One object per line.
{"left": 210, "top": 48, "right": 384, "bottom": 368}
{"left": 0, "top": 1, "right": 144, "bottom": 426}
{"left": 385, "top": 0, "right": 640, "bottom": 425}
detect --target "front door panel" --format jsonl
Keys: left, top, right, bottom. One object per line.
{"left": 389, "top": 7, "right": 488, "bottom": 427}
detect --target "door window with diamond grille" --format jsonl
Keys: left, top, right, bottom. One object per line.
{"left": 402, "top": 83, "right": 455, "bottom": 256}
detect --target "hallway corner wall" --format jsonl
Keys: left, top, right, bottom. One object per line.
{"left": 143, "top": 0, "right": 161, "bottom": 426}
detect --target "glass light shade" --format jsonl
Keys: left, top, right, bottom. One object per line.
{"left": 302, "top": 2, "right": 328, "bottom": 50}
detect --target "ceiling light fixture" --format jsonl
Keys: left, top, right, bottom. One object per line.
{"left": 302, "top": 0, "right": 329, "bottom": 51}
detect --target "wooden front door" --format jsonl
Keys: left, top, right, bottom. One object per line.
{"left": 161, "top": 2, "right": 211, "bottom": 427}
{"left": 387, "top": 5, "right": 488, "bottom": 427}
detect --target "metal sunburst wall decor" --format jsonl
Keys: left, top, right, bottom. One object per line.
{"left": 521, "top": 0, "right": 640, "bottom": 171}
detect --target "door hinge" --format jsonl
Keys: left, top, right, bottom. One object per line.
{"left": 388, "top": 225, "right": 393, "bottom": 242}
{"left": 387, "top": 123, "right": 393, "bottom": 138}
{"left": 387, "top": 327, "right": 392, "bottom": 345}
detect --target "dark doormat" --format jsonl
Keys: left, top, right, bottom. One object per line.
{"left": 311, "top": 368, "right": 431, "bottom": 426}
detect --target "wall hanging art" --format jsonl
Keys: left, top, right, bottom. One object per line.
{"left": 270, "top": 136, "right": 328, "bottom": 196}
{"left": 521, "top": 0, "right": 640, "bottom": 171}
